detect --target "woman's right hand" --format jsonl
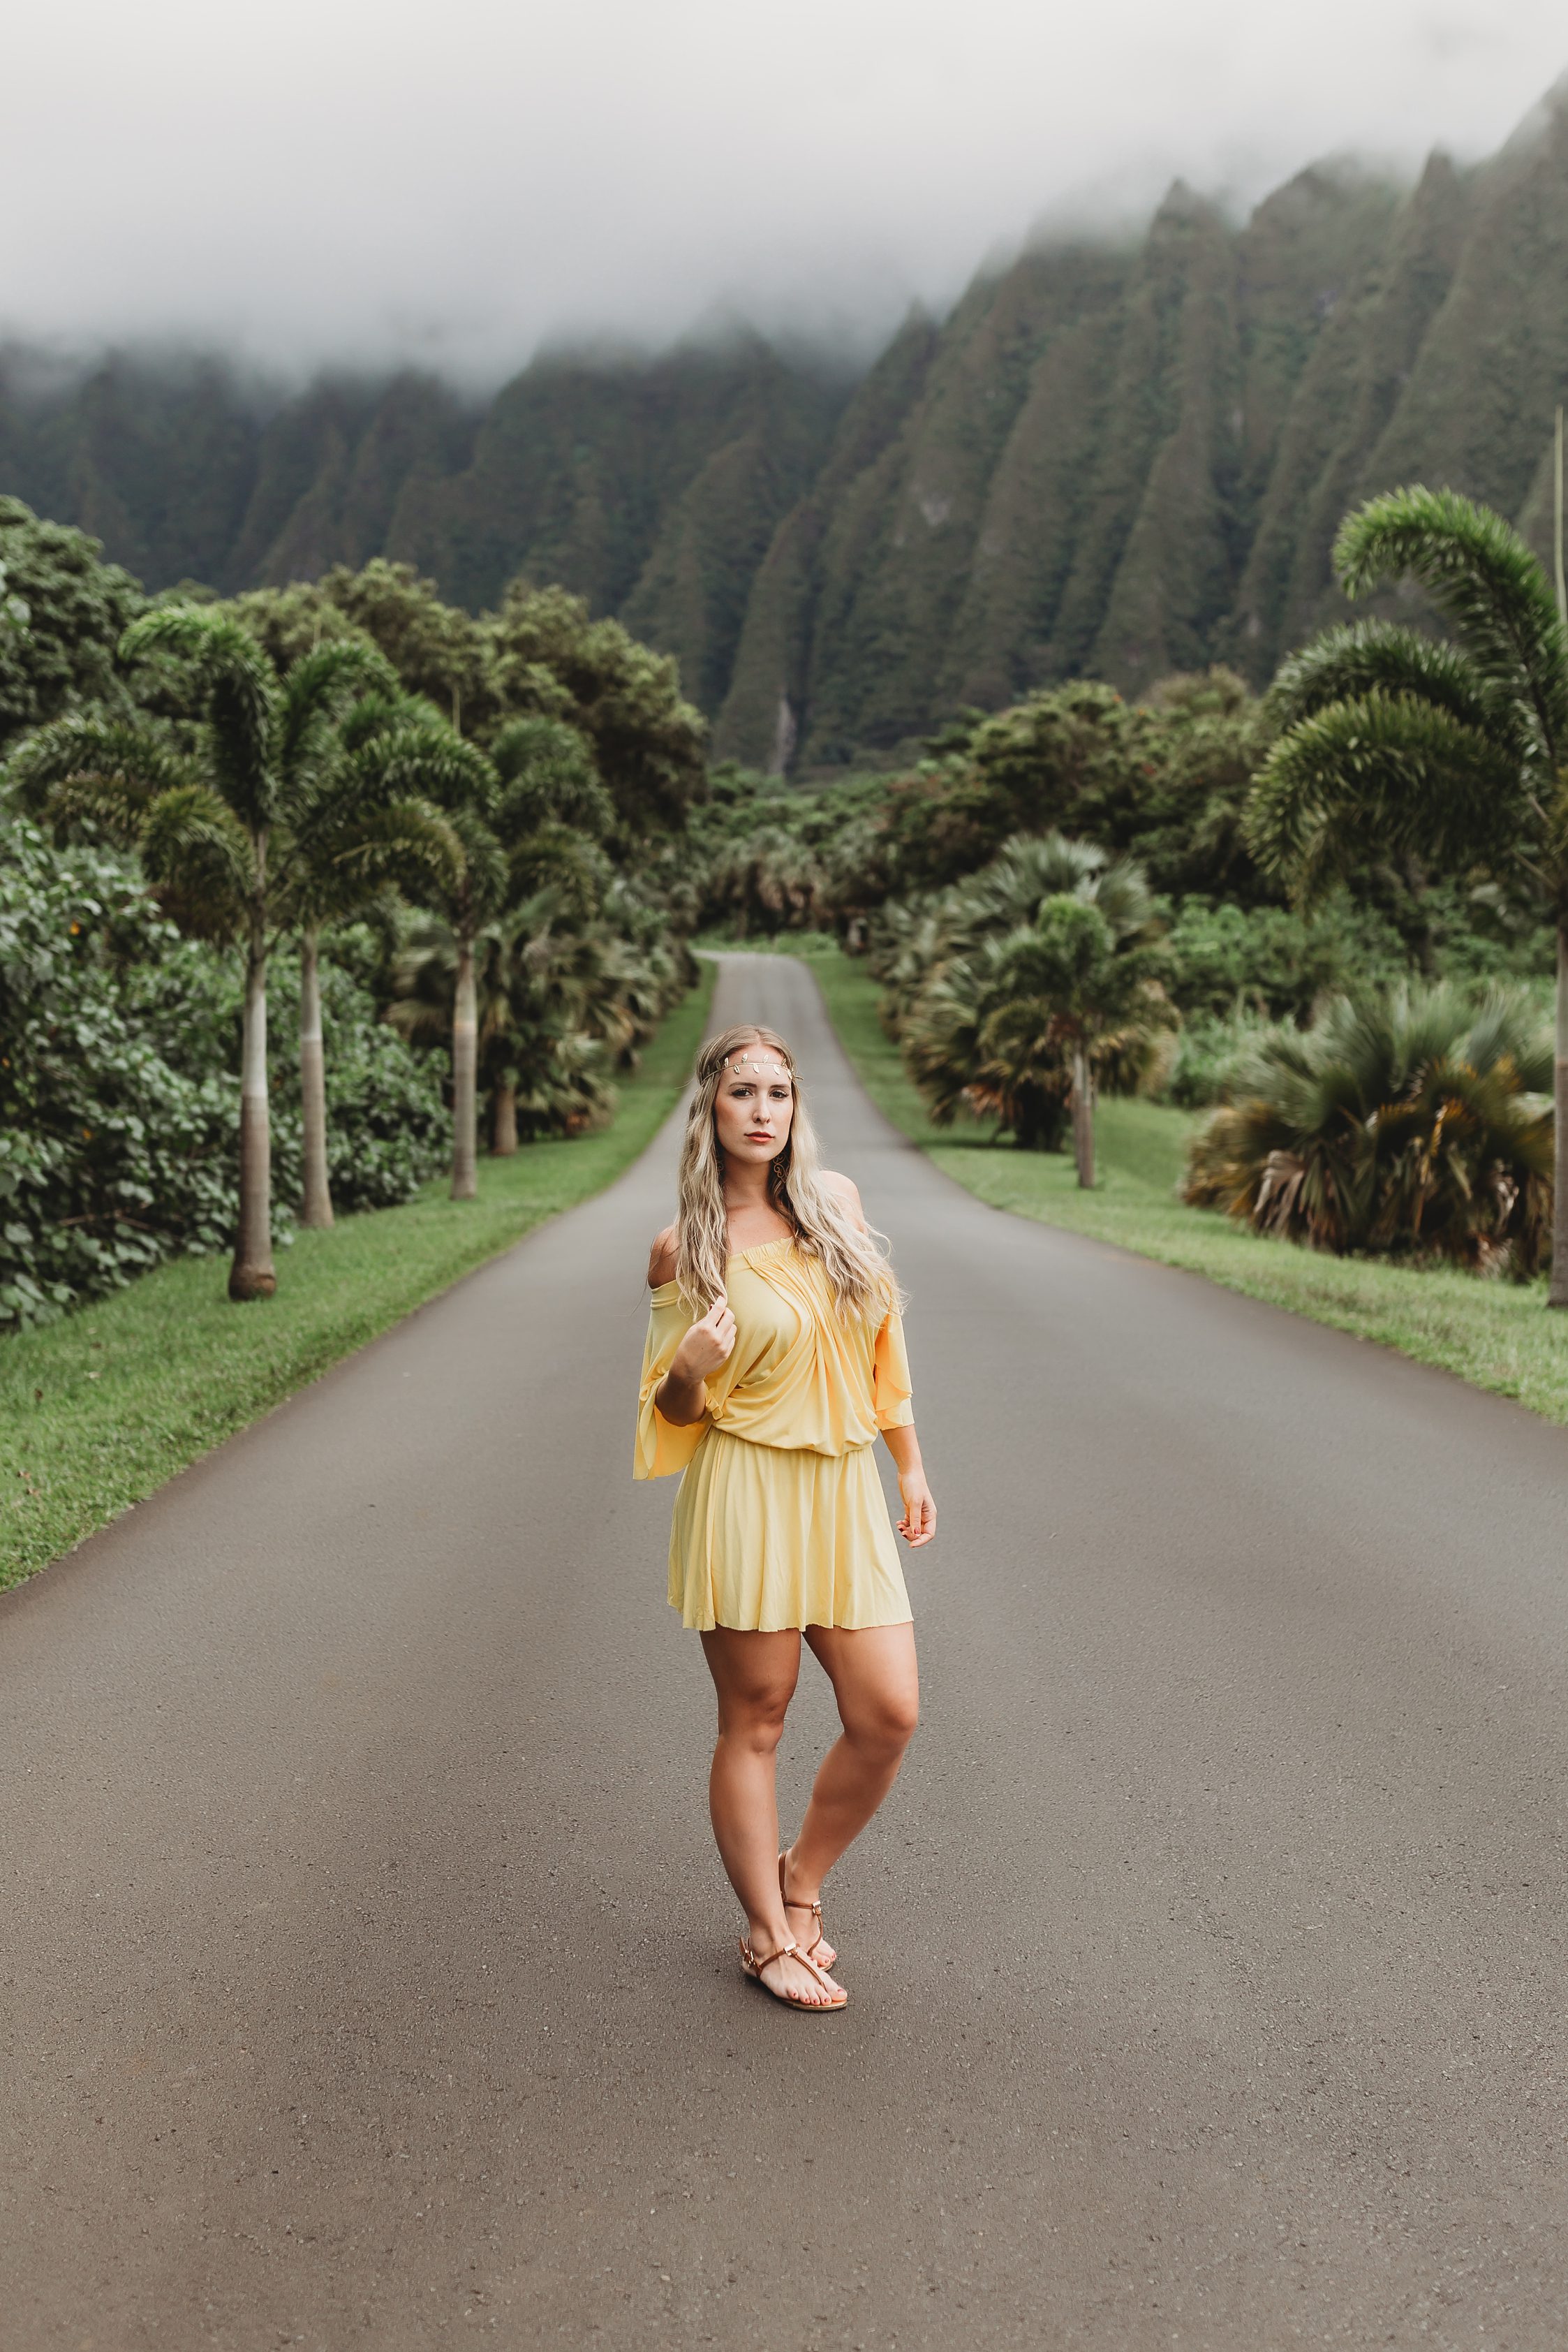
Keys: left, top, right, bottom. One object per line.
{"left": 673, "top": 1293, "right": 737, "bottom": 1381}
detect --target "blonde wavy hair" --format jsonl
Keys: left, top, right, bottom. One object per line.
{"left": 673, "top": 1022, "right": 902, "bottom": 1322}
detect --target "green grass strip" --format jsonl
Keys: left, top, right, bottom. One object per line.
{"left": 0, "top": 967, "right": 713, "bottom": 1591}
{"left": 790, "top": 938, "right": 1568, "bottom": 1427}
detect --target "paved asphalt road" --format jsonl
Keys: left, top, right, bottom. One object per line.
{"left": 6, "top": 953, "right": 1568, "bottom": 2350}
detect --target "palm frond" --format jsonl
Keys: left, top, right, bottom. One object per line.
{"left": 336, "top": 691, "right": 420, "bottom": 756}
{"left": 446, "top": 807, "right": 510, "bottom": 923}
{"left": 7, "top": 715, "right": 197, "bottom": 837}
{"left": 490, "top": 715, "right": 614, "bottom": 840}
{"left": 366, "top": 721, "right": 498, "bottom": 818}
{"left": 275, "top": 640, "right": 399, "bottom": 806}
{"left": 1334, "top": 487, "right": 1568, "bottom": 770}
{"left": 1245, "top": 691, "right": 1525, "bottom": 897}
{"left": 508, "top": 822, "right": 613, "bottom": 922}
{"left": 121, "top": 605, "right": 279, "bottom": 832}
{"left": 138, "top": 784, "right": 255, "bottom": 941}
{"left": 301, "top": 798, "right": 465, "bottom": 921}
{"left": 1268, "top": 620, "right": 1500, "bottom": 740}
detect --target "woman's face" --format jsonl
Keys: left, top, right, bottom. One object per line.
{"left": 713, "top": 1048, "right": 794, "bottom": 1171}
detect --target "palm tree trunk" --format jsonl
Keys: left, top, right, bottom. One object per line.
{"left": 1551, "top": 920, "right": 1568, "bottom": 1307}
{"left": 451, "top": 929, "right": 479, "bottom": 1200}
{"left": 491, "top": 1080, "right": 519, "bottom": 1156}
{"left": 1071, "top": 1041, "right": 1095, "bottom": 1190}
{"left": 230, "top": 927, "right": 277, "bottom": 1300}
{"left": 298, "top": 925, "right": 334, "bottom": 1230}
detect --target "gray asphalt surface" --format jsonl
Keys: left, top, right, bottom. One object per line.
{"left": 5, "top": 952, "right": 1568, "bottom": 2351}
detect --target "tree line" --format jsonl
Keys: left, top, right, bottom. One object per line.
{"left": 4, "top": 469, "right": 1567, "bottom": 1321}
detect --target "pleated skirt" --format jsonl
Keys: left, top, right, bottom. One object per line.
{"left": 667, "top": 1426, "right": 912, "bottom": 1633}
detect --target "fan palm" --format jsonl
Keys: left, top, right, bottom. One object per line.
{"left": 13, "top": 610, "right": 391, "bottom": 1297}
{"left": 904, "top": 895, "right": 1174, "bottom": 1177}
{"left": 1245, "top": 485, "right": 1568, "bottom": 1299}
{"left": 943, "top": 831, "right": 1159, "bottom": 954}
{"left": 1182, "top": 983, "right": 1553, "bottom": 1272}
{"left": 705, "top": 825, "right": 828, "bottom": 936}
{"left": 892, "top": 832, "right": 1169, "bottom": 1174}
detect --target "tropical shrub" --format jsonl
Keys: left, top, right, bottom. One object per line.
{"left": 1162, "top": 895, "right": 1411, "bottom": 1022}
{"left": 0, "top": 811, "right": 450, "bottom": 1330}
{"left": 1163, "top": 1008, "right": 1282, "bottom": 1110}
{"left": 0, "top": 818, "right": 237, "bottom": 1328}
{"left": 1182, "top": 983, "right": 1553, "bottom": 1274}
{"left": 0, "top": 499, "right": 146, "bottom": 751}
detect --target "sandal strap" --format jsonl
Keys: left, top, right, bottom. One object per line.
{"left": 778, "top": 1854, "right": 824, "bottom": 1920}
{"left": 742, "top": 1935, "right": 800, "bottom": 1971}
{"left": 787, "top": 1945, "right": 836, "bottom": 1994}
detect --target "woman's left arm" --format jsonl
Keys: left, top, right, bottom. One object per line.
{"left": 881, "top": 1421, "right": 936, "bottom": 1548}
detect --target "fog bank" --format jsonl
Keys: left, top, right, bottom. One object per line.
{"left": 4, "top": 1, "right": 1566, "bottom": 381}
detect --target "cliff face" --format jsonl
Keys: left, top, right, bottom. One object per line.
{"left": 4, "top": 84, "right": 1567, "bottom": 767}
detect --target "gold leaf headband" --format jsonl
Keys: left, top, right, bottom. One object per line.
{"left": 722, "top": 1053, "right": 792, "bottom": 1077}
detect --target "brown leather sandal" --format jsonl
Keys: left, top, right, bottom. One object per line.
{"left": 739, "top": 1934, "right": 847, "bottom": 2011}
{"left": 778, "top": 1852, "right": 837, "bottom": 1971}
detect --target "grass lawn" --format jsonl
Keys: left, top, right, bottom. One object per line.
{"left": 773, "top": 936, "right": 1568, "bottom": 1429}
{"left": 0, "top": 967, "right": 713, "bottom": 1592}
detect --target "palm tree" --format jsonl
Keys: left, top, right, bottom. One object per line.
{"left": 389, "top": 889, "right": 619, "bottom": 1150}
{"left": 282, "top": 693, "right": 463, "bottom": 1226}
{"left": 1245, "top": 485, "right": 1568, "bottom": 1301}
{"left": 348, "top": 705, "right": 502, "bottom": 1200}
{"left": 993, "top": 898, "right": 1174, "bottom": 1184}
{"left": 1182, "top": 983, "right": 1553, "bottom": 1272}
{"left": 892, "top": 832, "right": 1170, "bottom": 1172}
{"left": 490, "top": 714, "right": 615, "bottom": 841}
{"left": 904, "top": 894, "right": 1174, "bottom": 1176}
{"left": 13, "top": 610, "right": 390, "bottom": 1298}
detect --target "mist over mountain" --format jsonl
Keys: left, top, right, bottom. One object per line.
{"left": 5, "top": 83, "right": 1568, "bottom": 772}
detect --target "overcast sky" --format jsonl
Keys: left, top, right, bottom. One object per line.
{"left": 4, "top": 1, "right": 1565, "bottom": 382}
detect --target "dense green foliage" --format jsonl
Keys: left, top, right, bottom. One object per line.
{"left": 0, "top": 532, "right": 700, "bottom": 1330}
{"left": 0, "top": 811, "right": 449, "bottom": 1328}
{"left": 0, "top": 499, "right": 145, "bottom": 749}
{"left": 4, "top": 89, "right": 1567, "bottom": 767}
{"left": 872, "top": 834, "right": 1171, "bottom": 1150}
{"left": 223, "top": 564, "right": 707, "bottom": 834}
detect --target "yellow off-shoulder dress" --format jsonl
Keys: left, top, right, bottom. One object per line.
{"left": 635, "top": 1238, "right": 915, "bottom": 1632}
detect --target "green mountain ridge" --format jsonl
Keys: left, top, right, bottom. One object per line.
{"left": 4, "top": 80, "right": 1567, "bottom": 767}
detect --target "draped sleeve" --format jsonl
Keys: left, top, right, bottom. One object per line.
{"left": 635, "top": 1282, "right": 707, "bottom": 1478}
{"left": 872, "top": 1301, "right": 915, "bottom": 1431}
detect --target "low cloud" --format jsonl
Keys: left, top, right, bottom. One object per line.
{"left": 3, "top": 0, "right": 1565, "bottom": 383}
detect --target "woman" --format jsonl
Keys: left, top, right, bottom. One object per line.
{"left": 635, "top": 1022, "right": 937, "bottom": 2011}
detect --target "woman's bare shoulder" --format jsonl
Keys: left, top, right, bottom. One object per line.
{"left": 822, "top": 1170, "right": 866, "bottom": 1226}
{"left": 647, "top": 1223, "right": 679, "bottom": 1287}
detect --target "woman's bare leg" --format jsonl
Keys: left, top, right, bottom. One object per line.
{"left": 785, "top": 1624, "right": 919, "bottom": 1927}
{"left": 700, "top": 1627, "right": 841, "bottom": 2005}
